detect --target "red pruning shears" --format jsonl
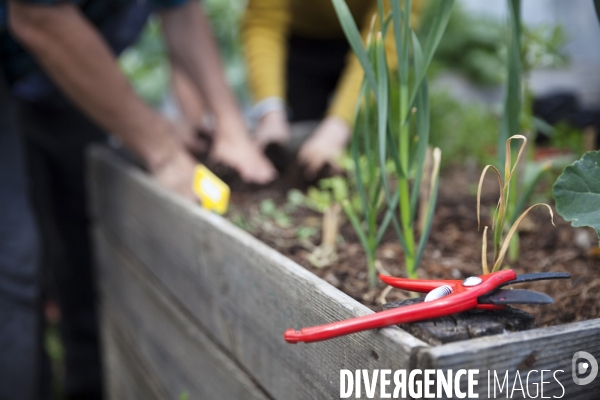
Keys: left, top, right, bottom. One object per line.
{"left": 284, "top": 270, "right": 570, "bottom": 344}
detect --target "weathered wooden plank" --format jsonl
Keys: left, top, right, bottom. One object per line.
{"left": 95, "top": 227, "right": 271, "bottom": 400}
{"left": 101, "top": 316, "right": 168, "bottom": 400}
{"left": 416, "top": 318, "right": 600, "bottom": 399}
{"left": 88, "top": 145, "right": 428, "bottom": 400}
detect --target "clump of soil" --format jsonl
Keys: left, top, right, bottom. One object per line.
{"left": 227, "top": 166, "right": 599, "bottom": 328}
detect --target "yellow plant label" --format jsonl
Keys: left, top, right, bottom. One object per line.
{"left": 192, "top": 164, "right": 230, "bottom": 215}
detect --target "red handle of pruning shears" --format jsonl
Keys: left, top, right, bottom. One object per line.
{"left": 284, "top": 270, "right": 517, "bottom": 344}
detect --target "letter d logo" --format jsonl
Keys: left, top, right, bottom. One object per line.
{"left": 572, "top": 351, "right": 598, "bottom": 385}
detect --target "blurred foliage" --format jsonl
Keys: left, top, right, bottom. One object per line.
{"left": 46, "top": 325, "right": 65, "bottom": 400}
{"left": 420, "top": 3, "right": 568, "bottom": 85}
{"left": 119, "top": 18, "right": 169, "bottom": 105}
{"left": 119, "top": 0, "right": 249, "bottom": 105}
{"left": 544, "top": 122, "right": 587, "bottom": 155}
{"left": 420, "top": 3, "right": 571, "bottom": 168}
{"left": 428, "top": 89, "right": 499, "bottom": 167}
{"left": 304, "top": 152, "right": 392, "bottom": 216}
{"left": 203, "top": 0, "right": 250, "bottom": 103}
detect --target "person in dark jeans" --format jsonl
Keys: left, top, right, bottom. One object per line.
{"left": 0, "top": 75, "right": 44, "bottom": 400}
{"left": 0, "top": 1, "right": 276, "bottom": 399}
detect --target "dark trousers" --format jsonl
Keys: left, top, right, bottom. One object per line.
{"left": 286, "top": 35, "right": 349, "bottom": 122}
{"left": 0, "top": 78, "right": 45, "bottom": 400}
{"left": 17, "top": 92, "right": 107, "bottom": 400}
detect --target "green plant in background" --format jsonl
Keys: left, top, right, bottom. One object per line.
{"left": 493, "top": 0, "right": 570, "bottom": 262}
{"left": 304, "top": 152, "right": 391, "bottom": 216}
{"left": 428, "top": 89, "right": 499, "bottom": 167}
{"left": 202, "top": 0, "right": 251, "bottom": 104}
{"left": 478, "top": 135, "right": 554, "bottom": 274}
{"left": 498, "top": 0, "right": 522, "bottom": 163}
{"left": 421, "top": 4, "right": 505, "bottom": 85}
{"left": 421, "top": 1, "right": 567, "bottom": 87}
{"left": 331, "top": 0, "right": 453, "bottom": 286}
{"left": 553, "top": 151, "right": 600, "bottom": 244}
{"left": 119, "top": 18, "right": 170, "bottom": 105}
{"left": 120, "top": 0, "right": 249, "bottom": 105}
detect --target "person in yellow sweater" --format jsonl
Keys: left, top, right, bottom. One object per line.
{"left": 243, "top": 0, "right": 423, "bottom": 177}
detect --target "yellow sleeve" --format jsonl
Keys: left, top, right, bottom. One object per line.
{"left": 242, "top": 0, "right": 291, "bottom": 103}
{"left": 327, "top": 0, "right": 426, "bottom": 125}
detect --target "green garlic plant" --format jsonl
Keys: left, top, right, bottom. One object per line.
{"left": 478, "top": 135, "right": 554, "bottom": 274}
{"left": 496, "top": 0, "right": 571, "bottom": 263}
{"left": 332, "top": 0, "right": 453, "bottom": 286}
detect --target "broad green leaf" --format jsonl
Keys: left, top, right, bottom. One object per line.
{"left": 553, "top": 151, "right": 600, "bottom": 240}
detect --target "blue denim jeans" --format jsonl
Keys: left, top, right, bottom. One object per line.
{"left": 0, "top": 77, "right": 44, "bottom": 400}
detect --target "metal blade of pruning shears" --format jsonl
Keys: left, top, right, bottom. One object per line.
{"left": 500, "top": 272, "right": 571, "bottom": 288}
{"left": 478, "top": 289, "right": 554, "bottom": 305}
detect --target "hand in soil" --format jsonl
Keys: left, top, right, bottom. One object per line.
{"left": 254, "top": 110, "right": 291, "bottom": 149}
{"left": 297, "top": 116, "right": 350, "bottom": 179}
{"left": 170, "top": 118, "right": 212, "bottom": 156}
{"left": 210, "top": 132, "right": 277, "bottom": 184}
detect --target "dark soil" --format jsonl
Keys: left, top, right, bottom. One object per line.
{"left": 226, "top": 165, "right": 600, "bottom": 328}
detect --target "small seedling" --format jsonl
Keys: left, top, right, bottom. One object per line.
{"left": 259, "top": 199, "right": 292, "bottom": 228}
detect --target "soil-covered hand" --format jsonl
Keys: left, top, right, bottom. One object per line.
{"left": 210, "top": 124, "right": 277, "bottom": 184}
{"left": 254, "top": 110, "right": 291, "bottom": 150}
{"left": 297, "top": 116, "right": 350, "bottom": 179}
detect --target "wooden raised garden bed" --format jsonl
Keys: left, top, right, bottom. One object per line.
{"left": 89, "top": 146, "right": 600, "bottom": 399}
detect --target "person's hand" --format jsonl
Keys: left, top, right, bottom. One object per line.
{"left": 211, "top": 120, "right": 277, "bottom": 184}
{"left": 254, "top": 110, "right": 291, "bottom": 149}
{"left": 169, "top": 118, "right": 213, "bottom": 156}
{"left": 150, "top": 144, "right": 198, "bottom": 201}
{"left": 297, "top": 116, "right": 351, "bottom": 179}
{"left": 139, "top": 119, "right": 198, "bottom": 201}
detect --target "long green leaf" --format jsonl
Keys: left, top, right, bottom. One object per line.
{"left": 352, "top": 82, "right": 370, "bottom": 225}
{"left": 331, "top": 0, "right": 378, "bottom": 96}
{"left": 376, "top": 34, "right": 392, "bottom": 204}
{"left": 413, "top": 147, "right": 441, "bottom": 272}
{"left": 341, "top": 199, "right": 372, "bottom": 255}
{"left": 407, "top": 0, "right": 454, "bottom": 111}
{"left": 409, "top": 32, "right": 429, "bottom": 220}
{"left": 377, "top": 0, "right": 385, "bottom": 29}
{"left": 376, "top": 190, "right": 408, "bottom": 250}
{"left": 390, "top": 0, "right": 405, "bottom": 81}
{"left": 497, "top": 0, "right": 522, "bottom": 170}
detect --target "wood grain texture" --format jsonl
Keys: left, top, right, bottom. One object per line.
{"left": 101, "top": 316, "right": 169, "bottom": 400}
{"left": 88, "top": 146, "right": 427, "bottom": 400}
{"left": 417, "top": 318, "right": 600, "bottom": 399}
{"left": 96, "top": 228, "right": 271, "bottom": 400}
